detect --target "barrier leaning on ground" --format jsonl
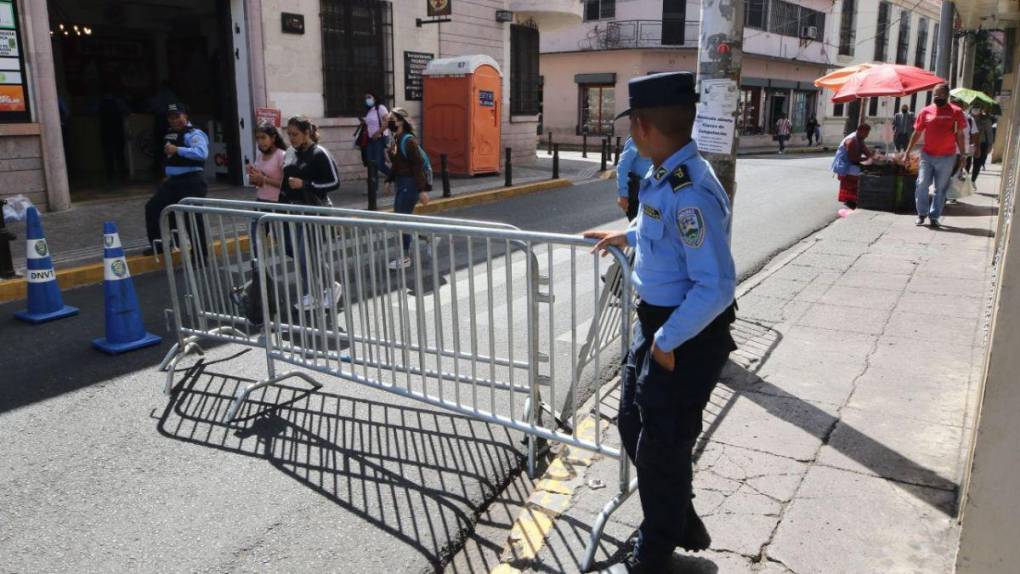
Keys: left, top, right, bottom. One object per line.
{"left": 158, "top": 202, "right": 639, "bottom": 570}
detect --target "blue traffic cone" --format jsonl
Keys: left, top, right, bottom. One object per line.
{"left": 92, "top": 222, "right": 161, "bottom": 354}
{"left": 14, "top": 207, "right": 79, "bottom": 324}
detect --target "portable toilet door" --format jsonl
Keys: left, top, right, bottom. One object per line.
{"left": 469, "top": 62, "right": 501, "bottom": 175}
{"left": 422, "top": 55, "right": 502, "bottom": 176}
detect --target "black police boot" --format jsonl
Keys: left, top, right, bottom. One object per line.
{"left": 679, "top": 504, "right": 712, "bottom": 552}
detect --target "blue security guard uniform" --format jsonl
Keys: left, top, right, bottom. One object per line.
{"left": 145, "top": 103, "right": 210, "bottom": 252}
{"left": 617, "top": 137, "right": 653, "bottom": 221}
{"left": 614, "top": 72, "right": 737, "bottom": 573}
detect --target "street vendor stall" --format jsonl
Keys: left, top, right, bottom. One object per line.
{"left": 816, "top": 63, "right": 945, "bottom": 212}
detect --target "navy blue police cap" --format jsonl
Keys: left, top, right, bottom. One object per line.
{"left": 615, "top": 72, "right": 699, "bottom": 120}
{"left": 166, "top": 103, "right": 188, "bottom": 116}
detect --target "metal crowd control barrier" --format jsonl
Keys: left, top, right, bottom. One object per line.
{"left": 156, "top": 202, "right": 640, "bottom": 570}
{"left": 157, "top": 200, "right": 520, "bottom": 394}
{"left": 234, "top": 213, "right": 635, "bottom": 569}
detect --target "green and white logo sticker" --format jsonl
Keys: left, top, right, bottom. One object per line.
{"left": 32, "top": 239, "right": 48, "bottom": 257}
{"left": 677, "top": 207, "right": 705, "bottom": 248}
{"left": 105, "top": 257, "right": 130, "bottom": 281}
{"left": 111, "top": 259, "right": 127, "bottom": 278}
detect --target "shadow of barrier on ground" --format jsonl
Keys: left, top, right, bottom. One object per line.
{"left": 158, "top": 356, "right": 524, "bottom": 570}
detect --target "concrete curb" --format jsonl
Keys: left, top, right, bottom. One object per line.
{"left": 0, "top": 179, "right": 572, "bottom": 304}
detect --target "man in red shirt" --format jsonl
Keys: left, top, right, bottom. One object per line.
{"left": 903, "top": 84, "right": 966, "bottom": 228}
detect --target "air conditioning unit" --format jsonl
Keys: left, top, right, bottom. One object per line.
{"left": 800, "top": 26, "right": 818, "bottom": 40}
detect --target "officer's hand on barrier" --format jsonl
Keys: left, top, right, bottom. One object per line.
{"left": 617, "top": 197, "right": 629, "bottom": 213}
{"left": 583, "top": 230, "right": 628, "bottom": 256}
{"left": 652, "top": 344, "right": 676, "bottom": 372}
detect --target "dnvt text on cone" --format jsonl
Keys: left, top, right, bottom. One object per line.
{"left": 14, "top": 207, "right": 79, "bottom": 324}
{"left": 93, "top": 222, "right": 162, "bottom": 354}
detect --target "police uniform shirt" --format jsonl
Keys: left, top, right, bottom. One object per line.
{"left": 164, "top": 124, "right": 209, "bottom": 178}
{"left": 625, "top": 139, "right": 736, "bottom": 353}
{"left": 617, "top": 137, "right": 653, "bottom": 198}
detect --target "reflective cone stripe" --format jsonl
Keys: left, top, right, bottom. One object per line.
{"left": 15, "top": 207, "right": 78, "bottom": 324}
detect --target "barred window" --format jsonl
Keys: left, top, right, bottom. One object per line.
{"left": 875, "top": 1, "right": 890, "bottom": 62}
{"left": 584, "top": 0, "right": 615, "bottom": 21}
{"left": 321, "top": 0, "right": 394, "bottom": 117}
{"left": 839, "top": 0, "right": 856, "bottom": 56}
{"left": 895, "top": 10, "right": 911, "bottom": 65}
{"left": 766, "top": 1, "right": 824, "bottom": 39}
{"left": 915, "top": 17, "right": 929, "bottom": 68}
{"left": 511, "top": 24, "right": 540, "bottom": 115}
{"left": 745, "top": 0, "right": 768, "bottom": 30}
{"left": 931, "top": 23, "right": 940, "bottom": 69}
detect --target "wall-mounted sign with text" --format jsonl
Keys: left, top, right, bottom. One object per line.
{"left": 404, "top": 51, "right": 434, "bottom": 101}
{"left": 0, "top": 0, "right": 29, "bottom": 121}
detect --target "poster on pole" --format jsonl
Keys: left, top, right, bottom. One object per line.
{"left": 693, "top": 79, "right": 738, "bottom": 155}
{"left": 255, "top": 107, "right": 282, "bottom": 127}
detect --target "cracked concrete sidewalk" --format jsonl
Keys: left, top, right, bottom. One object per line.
{"left": 478, "top": 175, "right": 999, "bottom": 574}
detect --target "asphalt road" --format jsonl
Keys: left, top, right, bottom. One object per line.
{"left": 0, "top": 154, "right": 838, "bottom": 573}
{"left": 450, "top": 153, "right": 840, "bottom": 280}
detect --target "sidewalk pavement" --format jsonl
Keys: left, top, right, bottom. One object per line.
{"left": 460, "top": 173, "right": 1000, "bottom": 574}
{"left": 3, "top": 155, "right": 600, "bottom": 274}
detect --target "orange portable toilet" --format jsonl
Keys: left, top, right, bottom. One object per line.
{"left": 422, "top": 55, "right": 502, "bottom": 176}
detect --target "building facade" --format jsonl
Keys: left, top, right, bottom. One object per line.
{"left": 539, "top": 0, "right": 833, "bottom": 150}
{"left": 819, "top": 0, "right": 944, "bottom": 145}
{"left": 0, "top": 0, "right": 561, "bottom": 212}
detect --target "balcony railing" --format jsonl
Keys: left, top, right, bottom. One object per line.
{"left": 578, "top": 19, "right": 699, "bottom": 51}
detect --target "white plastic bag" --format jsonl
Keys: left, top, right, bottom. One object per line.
{"left": 947, "top": 175, "right": 975, "bottom": 201}
{"left": 2, "top": 194, "right": 34, "bottom": 224}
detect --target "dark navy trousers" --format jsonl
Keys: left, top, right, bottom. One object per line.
{"left": 619, "top": 301, "right": 736, "bottom": 565}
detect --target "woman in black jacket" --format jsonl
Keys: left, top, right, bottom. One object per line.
{"left": 280, "top": 116, "right": 341, "bottom": 310}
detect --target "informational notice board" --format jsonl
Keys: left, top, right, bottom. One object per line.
{"left": 0, "top": 0, "right": 29, "bottom": 122}
{"left": 404, "top": 51, "right": 433, "bottom": 101}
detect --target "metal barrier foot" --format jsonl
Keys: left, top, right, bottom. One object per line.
{"left": 225, "top": 371, "right": 323, "bottom": 423}
{"left": 581, "top": 477, "right": 639, "bottom": 572}
{"left": 158, "top": 338, "right": 204, "bottom": 372}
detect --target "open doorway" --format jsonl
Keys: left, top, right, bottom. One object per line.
{"left": 47, "top": 0, "right": 249, "bottom": 201}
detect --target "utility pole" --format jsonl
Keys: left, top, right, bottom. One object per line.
{"left": 936, "top": 1, "right": 954, "bottom": 81}
{"left": 696, "top": 0, "right": 744, "bottom": 203}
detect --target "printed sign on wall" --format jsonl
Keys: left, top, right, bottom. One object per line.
{"left": 427, "top": 0, "right": 452, "bottom": 17}
{"left": 479, "top": 90, "right": 495, "bottom": 107}
{"left": 0, "top": 0, "right": 28, "bottom": 121}
{"left": 404, "top": 51, "right": 433, "bottom": 101}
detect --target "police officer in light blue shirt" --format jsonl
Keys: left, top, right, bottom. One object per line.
{"left": 617, "top": 137, "right": 653, "bottom": 221}
{"left": 587, "top": 72, "right": 737, "bottom": 574}
{"left": 144, "top": 103, "right": 210, "bottom": 255}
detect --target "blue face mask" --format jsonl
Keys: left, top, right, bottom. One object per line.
{"left": 365, "top": 98, "right": 375, "bottom": 108}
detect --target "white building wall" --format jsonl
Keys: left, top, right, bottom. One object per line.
{"left": 819, "top": 0, "right": 942, "bottom": 144}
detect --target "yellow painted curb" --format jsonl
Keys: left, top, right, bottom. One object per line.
{"left": 493, "top": 415, "right": 608, "bottom": 570}
{"left": 0, "top": 180, "right": 571, "bottom": 304}
{"left": 601, "top": 169, "right": 617, "bottom": 180}
{"left": 415, "top": 178, "right": 571, "bottom": 214}
{"left": 0, "top": 236, "right": 250, "bottom": 305}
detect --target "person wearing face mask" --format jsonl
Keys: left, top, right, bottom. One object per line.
{"left": 383, "top": 108, "right": 432, "bottom": 270}
{"left": 902, "top": 84, "right": 966, "bottom": 228}
{"left": 280, "top": 116, "right": 342, "bottom": 310}
{"left": 362, "top": 91, "right": 391, "bottom": 198}
{"left": 893, "top": 105, "right": 915, "bottom": 152}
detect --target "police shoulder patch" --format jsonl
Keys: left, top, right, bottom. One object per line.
{"left": 677, "top": 206, "right": 706, "bottom": 248}
{"left": 653, "top": 166, "right": 669, "bottom": 181}
{"left": 668, "top": 165, "right": 693, "bottom": 193}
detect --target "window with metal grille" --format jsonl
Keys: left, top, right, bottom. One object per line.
{"left": 744, "top": 0, "right": 768, "bottom": 30}
{"left": 915, "top": 18, "right": 929, "bottom": 68}
{"left": 839, "top": 0, "right": 856, "bottom": 56}
{"left": 321, "top": 0, "right": 394, "bottom": 118}
{"left": 869, "top": 97, "right": 879, "bottom": 117}
{"left": 579, "top": 84, "right": 615, "bottom": 136}
{"left": 769, "top": 0, "right": 799, "bottom": 36}
{"left": 584, "top": 0, "right": 615, "bottom": 21}
{"left": 895, "top": 10, "right": 911, "bottom": 65}
{"left": 511, "top": 24, "right": 540, "bottom": 115}
{"left": 875, "top": 1, "right": 890, "bottom": 62}
{"left": 930, "top": 23, "right": 939, "bottom": 69}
